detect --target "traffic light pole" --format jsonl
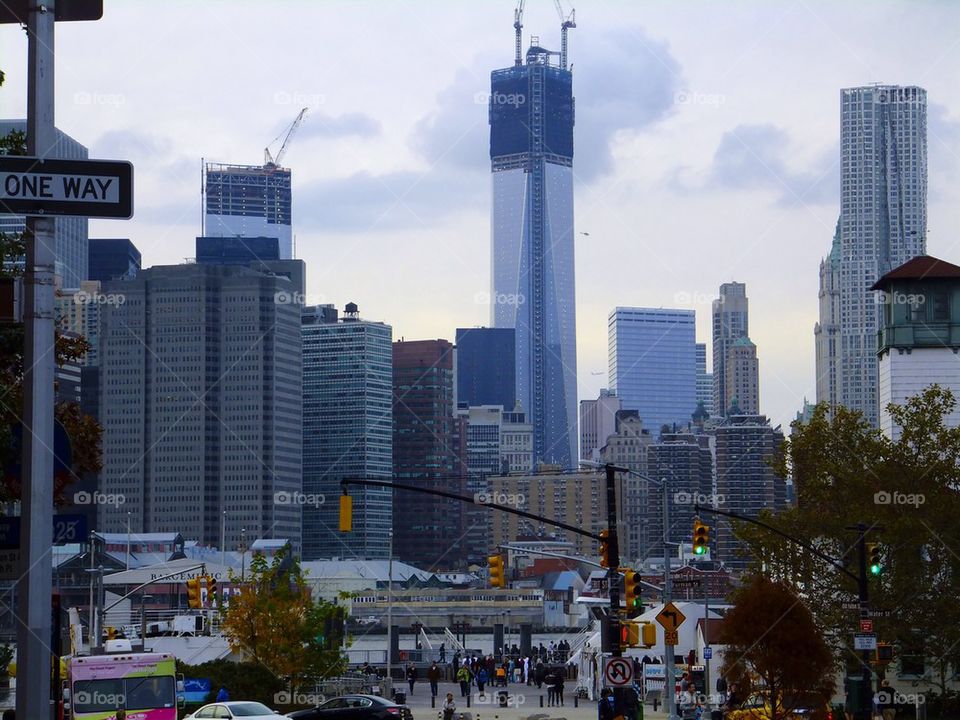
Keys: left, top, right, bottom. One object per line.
{"left": 605, "top": 464, "right": 621, "bottom": 658}
{"left": 662, "top": 478, "right": 677, "bottom": 720}
{"left": 853, "top": 523, "right": 873, "bottom": 720}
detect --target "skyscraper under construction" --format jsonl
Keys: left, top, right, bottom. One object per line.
{"left": 489, "top": 13, "right": 578, "bottom": 468}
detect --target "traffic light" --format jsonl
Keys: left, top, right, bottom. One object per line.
{"left": 621, "top": 622, "right": 640, "bottom": 647}
{"left": 875, "top": 643, "right": 893, "bottom": 665}
{"left": 623, "top": 569, "right": 642, "bottom": 614}
{"left": 692, "top": 519, "right": 710, "bottom": 556}
{"left": 339, "top": 491, "right": 353, "bottom": 532}
{"left": 488, "top": 554, "right": 506, "bottom": 588}
{"left": 599, "top": 529, "right": 611, "bottom": 568}
{"left": 641, "top": 622, "right": 657, "bottom": 647}
{"left": 105, "top": 626, "right": 117, "bottom": 640}
{"left": 186, "top": 577, "right": 202, "bottom": 609}
{"left": 867, "top": 542, "right": 882, "bottom": 575}
{"left": 206, "top": 575, "right": 218, "bottom": 605}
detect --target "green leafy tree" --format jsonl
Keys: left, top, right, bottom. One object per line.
{"left": 736, "top": 386, "right": 960, "bottom": 695}
{"left": 720, "top": 575, "right": 835, "bottom": 720}
{"left": 222, "top": 550, "right": 347, "bottom": 692}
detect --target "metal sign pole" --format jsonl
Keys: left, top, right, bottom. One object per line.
{"left": 17, "top": 1, "right": 57, "bottom": 717}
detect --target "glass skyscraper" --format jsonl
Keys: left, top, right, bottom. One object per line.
{"left": 489, "top": 41, "right": 577, "bottom": 468}
{"left": 301, "top": 303, "right": 393, "bottom": 560}
{"left": 455, "top": 327, "right": 516, "bottom": 409}
{"left": 816, "top": 85, "right": 927, "bottom": 425}
{"left": 608, "top": 307, "right": 697, "bottom": 436}
{"left": 204, "top": 162, "right": 293, "bottom": 260}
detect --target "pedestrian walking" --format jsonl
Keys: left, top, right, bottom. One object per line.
{"left": 428, "top": 661, "right": 441, "bottom": 698}
{"left": 406, "top": 663, "right": 417, "bottom": 695}
{"left": 456, "top": 664, "right": 472, "bottom": 698}
{"left": 477, "top": 667, "right": 489, "bottom": 695}
{"left": 552, "top": 670, "right": 565, "bottom": 707}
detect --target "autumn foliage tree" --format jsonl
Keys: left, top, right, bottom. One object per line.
{"left": 720, "top": 575, "right": 835, "bottom": 720}
{"left": 736, "top": 386, "right": 960, "bottom": 695}
{"left": 222, "top": 550, "right": 347, "bottom": 692}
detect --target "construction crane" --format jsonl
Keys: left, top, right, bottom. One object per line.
{"left": 553, "top": 0, "right": 576, "bottom": 70}
{"left": 264, "top": 107, "right": 307, "bottom": 167}
{"left": 514, "top": 0, "right": 525, "bottom": 66}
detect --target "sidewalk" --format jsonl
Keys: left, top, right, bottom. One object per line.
{"left": 398, "top": 681, "right": 669, "bottom": 720}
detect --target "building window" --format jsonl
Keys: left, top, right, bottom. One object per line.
{"left": 933, "top": 292, "right": 950, "bottom": 322}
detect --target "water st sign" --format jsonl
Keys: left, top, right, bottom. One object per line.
{"left": 0, "top": 157, "right": 133, "bottom": 218}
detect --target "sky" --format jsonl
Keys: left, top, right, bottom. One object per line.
{"left": 2, "top": 0, "right": 959, "bottom": 432}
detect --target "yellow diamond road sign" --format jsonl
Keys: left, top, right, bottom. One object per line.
{"left": 656, "top": 602, "right": 686, "bottom": 631}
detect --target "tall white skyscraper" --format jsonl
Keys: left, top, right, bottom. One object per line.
{"left": 815, "top": 85, "right": 927, "bottom": 424}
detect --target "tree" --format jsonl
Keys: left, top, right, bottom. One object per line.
{"left": 221, "top": 550, "right": 347, "bottom": 692}
{"left": 736, "top": 386, "right": 960, "bottom": 696}
{"left": 0, "top": 104, "right": 102, "bottom": 505}
{"left": 720, "top": 575, "right": 835, "bottom": 720}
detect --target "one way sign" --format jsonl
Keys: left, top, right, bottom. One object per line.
{"left": 0, "top": 156, "right": 133, "bottom": 218}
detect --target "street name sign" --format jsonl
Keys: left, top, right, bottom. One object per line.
{"left": 0, "top": 157, "right": 133, "bottom": 218}
{"left": 604, "top": 657, "right": 634, "bottom": 686}
{"left": 656, "top": 601, "right": 687, "bottom": 631}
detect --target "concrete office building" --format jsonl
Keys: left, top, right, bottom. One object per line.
{"left": 580, "top": 389, "right": 621, "bottom": 462}
{"left": 98, "top": 263, "right": 303, "bottom": 552}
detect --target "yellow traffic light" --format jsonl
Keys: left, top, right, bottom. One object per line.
{"left": 623, "top": 570, "right": 642, "bottom": 614}
{"left": 339, "top": 492, "right": 353, "bottom": 532}
{"left": 206, "top": 575, "right": 218, "bottom": 605}
{"left": 641, "top": 622, "right": 657, "bottom": 647}
{"left": 186, "top": 577, "right": 202, "bottom": 609}
{"left": 692, "top": 519, "right": 710, "bottom": 555}
{"left": 105, "top": 626, "right": 117, "bottom": 640}
{"left": 488, "top": 554, "right": 506, "bottom": 588}
{"left": 599, "top": 529, "right": 611, "bottom": 568}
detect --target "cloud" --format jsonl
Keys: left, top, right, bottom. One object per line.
{"left": 296, "top": 168, "right": 484, "bottom": 233}
{"left": 411, "top": 26, "right": 683, "bottom": 182}
{"left": 297, "top": 112, "right": 382, "bottom": 140}
{"left": 681, "top": 123, "right": 837, "bottom": 206}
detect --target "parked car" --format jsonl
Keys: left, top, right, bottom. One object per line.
{"left": 186, "top": 701, "right": 286, "bottom": 719}
{"left": 725, "top": 692, "right": 833, "bottom": 720}
{"left": 287, "top": 694, "right": 414, "bottom": 720}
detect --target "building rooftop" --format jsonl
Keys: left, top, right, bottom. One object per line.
{"left": 872, "top": 255, "right": 960, "bottom": 289}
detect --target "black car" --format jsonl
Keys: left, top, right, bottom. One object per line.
{"left": 287, "top": 694, "right": 414, "bottom": 720}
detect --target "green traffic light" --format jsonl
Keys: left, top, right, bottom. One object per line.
{"left": 870, "top": 563, "right": 882, "bottom": 575}
{"left": 694, "top": 545, "right": 706, "bottom": 555}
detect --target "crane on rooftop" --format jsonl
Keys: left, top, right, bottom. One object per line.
{"left": 514, "top": 0, "right": 525, "bottom": 66}
{"left": 554, "top": 0, "right": 576, "bottom": 70}
{"left": 264, "top": 107, "right": 307, "bottom": 168}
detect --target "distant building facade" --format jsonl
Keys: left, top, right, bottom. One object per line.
{"left": 88, "top": 238, "right": 141, "bottom": 283}
{"left": 393, "top": 339, "right": 464, "bottom": 569}
{"left": 455, "top": 327, "right": 516, "bottom": 410}
{"left": 204, "top": 163, "right": 293, "bottom": 259}
{"left": 724, "top": 337, "right": 760, "bottom": 415}
{"left": 302, "top": 303, "right": 393, "bottom": 560}
{"left": 580, "top": 389, "right": 621, "bottom": 462}
{"left": 608, "top": 307, "right": 697, "bottom": 436}
{"left": 713, "top": 414, "right": 787, "bottom": 567}
{"left": 98, "top": 263, "right": 303, "bottom": 552}
{"left": 696, "top": 343, "right": 714, "bottom": 418}
{"left": 712, "top": 283, "right": 749, "bottom": 418}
